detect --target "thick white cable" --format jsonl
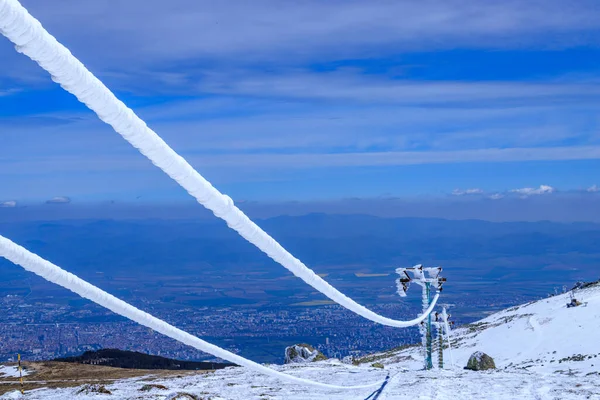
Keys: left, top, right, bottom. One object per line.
{"left": 445, "top": 330, "right": 455, "bottom": 369}
{"left": 0, "top": 0, "right": 438, "bottom": 327}
{"left": 442, "top": 308, "right": 455, "bottom": 369}
{"left": 0, "top": 234, "right": 383, "bottom": 390}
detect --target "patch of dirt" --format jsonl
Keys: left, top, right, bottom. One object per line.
{"left": 0, "top": 361, "right": 213, "bottom": 395}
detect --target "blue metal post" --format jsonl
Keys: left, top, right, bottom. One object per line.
{"left": 425, "top": 282, "right": 433, "bottom": 369}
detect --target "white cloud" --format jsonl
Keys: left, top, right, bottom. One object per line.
{"left": 0, "top": 201, "right": 17, "bottom": 208}
{"left": 2, "top": 146, "right": 600, "bottom": 174}
{"left": 587, "top": 184, "right": 599, "bottom": 192}
{"left": 46, "top": 196, "right": 71, "bottom": 204}
{"left": 6, "top": 0, "right": 600, "bottom": 75}
{"left": 510, "top": 185, "right": 555, "bottom": 197}
{"left": 0, "top": 89, "right": 20, "bottom": 97}
{"left": 489, "top": 193, "right": 505, "bottom": 200}
{"left": 193, "top": 71, "right": 600, "bottom": 105}
{"left": 2, "top": 0, "right": 600, "bottom": 99}
{"left": 452, "top": 188, "right": 484, "bottom": 196}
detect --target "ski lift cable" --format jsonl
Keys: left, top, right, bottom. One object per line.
{"left": 0, "top": 0, "right": 438, "bottom": 328}
{"left": 0, "top": 234, "right": 384, "bottom": 390}
{"left": 445, "top": 330, "right": 455, "bottom": 369}
{"left": 441, "top": 308, "right": 455, "bottom": 369}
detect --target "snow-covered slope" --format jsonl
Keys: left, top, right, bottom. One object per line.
{"left": 371, "top": 283, "right": 600, "bottom": 375}
{"left": 450, "top": 284, "right": 600, "bottom": 375}
{"left": 2, "top": 286, "right": 599, "bottom": 399}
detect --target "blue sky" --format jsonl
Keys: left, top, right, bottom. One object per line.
{"left": 1, "top": 0, "right": 600, "bottom": 206}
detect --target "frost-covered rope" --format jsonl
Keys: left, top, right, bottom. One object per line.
{"left": 0, "top": 234, "right": 383, "bottom": 390}
{"left": 442, "top": 308, "right": 455, "bottom": 369}
{"left": 0, "top": 0, "right": 438, "bottom": 328}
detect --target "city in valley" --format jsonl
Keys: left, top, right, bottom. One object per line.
{"left": 0, "top": 216, "right": 594, "bottom": 364}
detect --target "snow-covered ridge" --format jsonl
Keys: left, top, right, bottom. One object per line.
{"left": 450, "top": 284, "right": 599, "bottom": 375}
{"left": 361, "top": 283, "right": 600, "bottom": 376}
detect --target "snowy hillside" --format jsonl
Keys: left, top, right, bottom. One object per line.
{"left": 450, "top": 283, "right": 600, "bottom": 375}
{"left": 370, "top": 283, "right": 600, "bottom": 375}
{"left": 1, "top": 285, "right": 599, "bottom": 399}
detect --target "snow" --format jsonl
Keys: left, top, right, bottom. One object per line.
{"left": 1, "top": 392, "right": 22, "bottom": 400}
{"left": 3, "top": 286, "right": 598, "bottom": 399}
{"left": 0, "top": 366, "right": 28, "bottom": 378}
{"left": 1, "top": 0, "right": 598, "bottom": 397}
{"left": 446, "top": 285, "right": 600, "bottom": 375}
{"left": 3, "top": 360, "right": 598, "bottom": 399}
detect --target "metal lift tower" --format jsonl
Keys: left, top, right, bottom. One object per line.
{"left": 396, "top": 265, "right": 446, "bottom": 370}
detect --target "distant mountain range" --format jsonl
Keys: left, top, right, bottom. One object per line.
{"left": 1, "top": 213, "right": 598, "bottom": 272}
{"left": 1, "top": 214, "right": 598, "bottom": 307}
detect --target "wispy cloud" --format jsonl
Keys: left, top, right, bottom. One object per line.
{"left": 190, "top": 71, "right": 600, "bottom": 106}
{"left": 0, "top": 0, "right": 598, "bottom": 93}
{"left": 186, "top": 146, "right": 600, "bottom": 168}
{"left": 2, "top": 1, "right": 599, "bottom": 203}
{"left": 0, "top": 200, "right": 17, "bottom": 208}
{"left": 0, "top": 88, "right": 20, "bottom": 97}
{"left": 510, "top": 185, "right": 555, "bottom": 197}
{"left": 5, "top": 193, "right": 600, "bottom": 223}
{"left": 46, "top": 196, "right": 71, "bottom": 204}
{"left": 452, "top": 188, "right": 484, "bottom": 196}
{"left": 4, "top": 96, "right": 596, "bottom": 158}
{"left": 452, "top": 185, "right": 600, "bottom": 199}
{"left": 10, "top": 0, "right": 600, "bottom": 70}
{"left": 2, "top": 146, "right": 599, "bottom": 174}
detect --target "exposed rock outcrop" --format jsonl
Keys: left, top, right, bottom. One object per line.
{"left": 76, "top": 384, "right": 112, "bottom": 395}
{"left": 341, "top": 356, "right": 354, "bottom": 365}
{"left": 284, "top": 344, "right": 327, "bottom": 364}
{"left": 465, "top": 351, "right": 496, "bottom": 371}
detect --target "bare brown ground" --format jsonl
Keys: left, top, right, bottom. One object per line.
{"left": 0, "top": 361, "right": 212, "bottom": 395}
